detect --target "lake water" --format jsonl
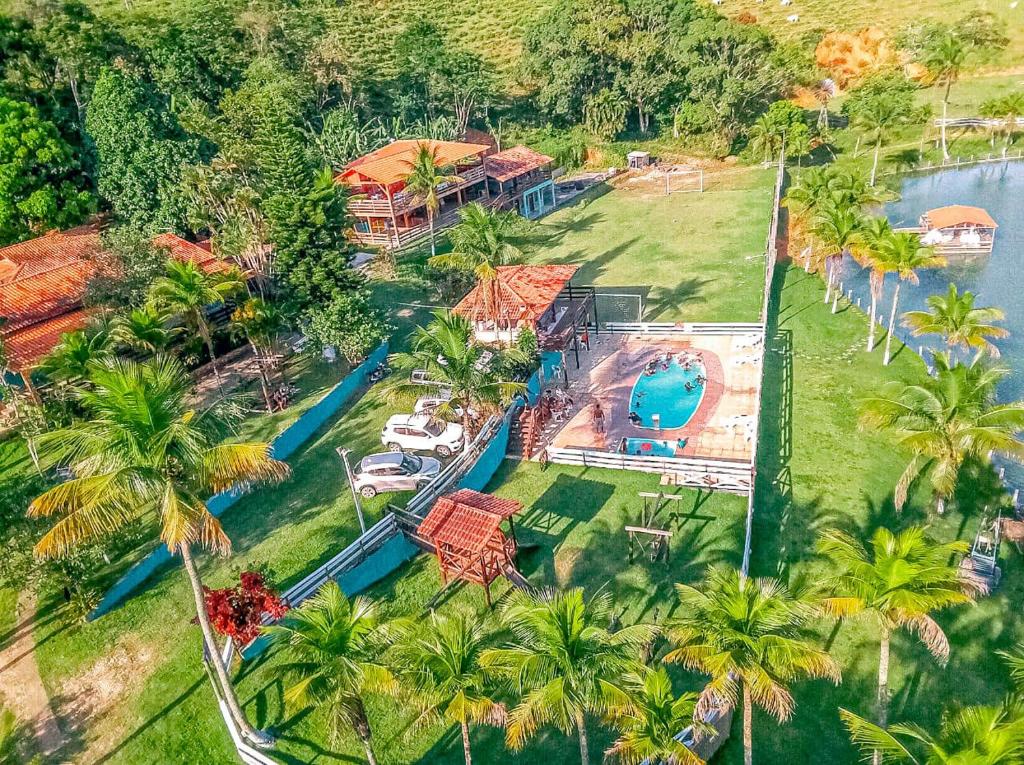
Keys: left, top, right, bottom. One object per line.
{"left": 833, "top": 160, "right": 1024, "bottom": 490}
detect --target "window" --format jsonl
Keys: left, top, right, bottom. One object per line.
{"left": 423, "top": 420, "right": 444, "bottom": 437}
{"left": 402, "top": 455, "right": 423, "bottom": 472}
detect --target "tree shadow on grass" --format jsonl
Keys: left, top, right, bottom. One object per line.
{"left": 643, "top": 278, "right": 710, "bottom": 321}
{"left": 517, "top": 474, "right": 616, "bottom": 542}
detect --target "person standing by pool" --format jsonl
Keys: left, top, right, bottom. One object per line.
{"left": 592, "top": 401, "right": 605, "bottom": 434}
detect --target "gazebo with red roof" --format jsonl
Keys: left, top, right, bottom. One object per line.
{"left": 416, "top": 489, "right": 524, "bottom": 606}
{"left": 451, "top": 264, "right": 594, "bottom": 355}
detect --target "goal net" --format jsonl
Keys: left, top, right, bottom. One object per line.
{"left": 664, "top": 168, "right": 705, "bottom": 195}
{"left": 592, "top": 292, "right": 644, "bottom": 329}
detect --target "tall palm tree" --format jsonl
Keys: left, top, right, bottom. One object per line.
{"left": 925, "top": 33, "right": 968, "bottom": 160}
{"left": 859, "top": 217, "right": 895, "bottom": 351}
{"left": 40, "top": 325, "right": 113, "bottom": 383}
{"left": 664, "top": 567, "right": 840, "bottom": 765}
{"left": 985, "top": 93, "right": 1024, "bottom": 146}
{"left": 428, "top": 202, "right": 526, "bottom": 334}
{"left": 860, "top": 353, "right": 1024, "bottom": 510}
{"left": 840, "top": 700, "right": 1024, "bottom": 764}
{"left": 748, "top": 114, "right": 783, "bottom": 165}
{"left": 391, "top": 611, "right": 506, "bottom": 765}
{"left": 818, "top": 528, "right": 972, "bottom": 763}
{"left": 388, "top": 311, "right": 525, "bottom": 447}
{"left": 401, "top": 141, "right": 461, "bottom": 258}
{"left": 112, "top": 305, "right": 181, "bottom": 355}
{"left": 230, "top": 297, "right": 286, "bottom": 413}
{"left": 811, "top": 201, "right": 863, "bottom": 307}
{"left": 480, "top": 587, "right": 657, "bottom": 765}
{"left": 264, "top": 582, "right": 396, "bottom": 764}
{"left": 903, "top": 283, "right": 1008, "bottom": 360}
{"left": 28, "top": 356, "right": 289, "bottom": 746}
{"left": 604, "top": 666, "right": 706, "bottom": 765}
{"left": 877, "top": 232, "right": 945, "bottom": 365}
{"left": 852, "top": 94, "right": 911, "bottom": 186}
{"left": 149, "top": 259, "right": 245, "bottom": 385}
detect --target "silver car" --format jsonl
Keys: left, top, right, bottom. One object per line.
{"left": 351, "top": 452, "right": 441, "bottom": 498}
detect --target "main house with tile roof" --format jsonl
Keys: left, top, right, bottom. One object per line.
{"left": 336, "top": 138, "right": 557, "bottom": 251}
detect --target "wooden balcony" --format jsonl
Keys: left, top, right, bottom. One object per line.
{"left": 349, "top": 209, "right": 461, "bottom": 250}
{"left": 348, "top": 166, "right": 486, "bottom": 218}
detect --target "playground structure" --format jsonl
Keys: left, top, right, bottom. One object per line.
{"left": 960, "top": 512, "right": 1002, "bottom": 595}
{"left": 415, "top": 489, "right": 525, "bottom": 607}
{"left": 625, "top": 492, "right": 681, "bottom": 564}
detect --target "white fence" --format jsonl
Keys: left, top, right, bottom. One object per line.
{"left": 933, "top": 117, "right": 1024, "bottom": 128}
{"left": 545, "top": 446, "right": 753, "bottom": 494}
{"left": 601, "top": 321, "right": 764, "bottom": 336}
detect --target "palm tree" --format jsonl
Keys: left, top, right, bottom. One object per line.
{"left": 860, "top": 353, "right": 1024, "bottom": 510}
{"left": 149, "top": 259, "right": 245, "bottom": 385}
{"left": 859, "top": 217, "right": 895, "bottom": 351}
{"left": 851, "top": 94, "right": 912, "bottom": 186}
{"left": 877, "top": 232, "right": 945, "bottom": 365}
{"left": 840, "top": 700, "right": 1024, "bottom": 764}
{"left": 230, "top": 297, "right": 286, "bottom": 413}
{"left": 391, "top": 611, "right": 505, "bottom": 765}
{"left": 986, "top": 93, "right": 1024, "bottom": 146}
{"left": 264, "top": 582, "right": 396, "bottom": 764}
{"left": 903, "top": 283, "right": 1008, "bottom": 359}
{"left": 112, "top": 305, "right": 181, "bottom": 355}
{"left": 28, "top": 356, "right": 289, "bottom": 746}
{"left": 749, "top": 114, "right": 783, "bottom": 165}
{"left": 401, "top": 141, "right": 461, "bottom": 257}
{"left": 925, "top": 33, "right": 968, "bottom": 160}
{"left": 604, "top": 666, "right": 706, "bottom": 765}
{"left": 818, "top": 528, "right": 972, "bottom": 763}
{"left": 388, "top": 311, "right": 525, "bottom": 447}
{"left": 664, "top": 567, "right": 840, "bottom": 765}
{"left": 428, "top": 202, "right": 526, "bottom": 334}
{"left": 40, "top": 325, "right": 113, "bottom": 383}
{"left": 811, "top": 201, "right": 863, "bottom": 307}
{"left": 480, "top": 587, "right": 657, "bottom": 765}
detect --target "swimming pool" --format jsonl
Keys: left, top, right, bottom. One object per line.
{"left": 629, "top": 356, "right": 706, "bottom": 429}
{"left": 619, "top": 438, "right": 682, "bottom": 457}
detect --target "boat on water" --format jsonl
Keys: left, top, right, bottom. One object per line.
{"left": 896, "top": 204, "right": 998, "bottom": 255}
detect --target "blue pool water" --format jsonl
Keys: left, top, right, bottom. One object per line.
{"left": 630, "top": 357, "right": 706, "bottom": 429}
{"left": 620, "top": 438, "right": 681, "bottom": 457}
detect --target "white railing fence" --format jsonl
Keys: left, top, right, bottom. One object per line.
{"left": 545, "top": 446, "right": 753, "bottom": 494}
{"left": 600, "top": 321, "right": 764, "bottom": 336}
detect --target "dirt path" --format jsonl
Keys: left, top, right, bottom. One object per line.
{"left": 0, "top": 590, "right": 68, "bottom": 760}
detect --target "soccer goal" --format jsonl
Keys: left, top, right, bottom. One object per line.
{"left": 664, "top": 168, "right": 705, "bottom": 195}
{"left": 592, "top": 291, "right": 644, "bottom": 329}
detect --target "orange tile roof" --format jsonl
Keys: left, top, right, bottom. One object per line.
{"left": 0, "top": 228, "right": 233, "bottom": 371}
{"left": 485, "top": 145, "right": 554, "bottom": 183}
{"left": 452, "top": 264, "right": 579, "bottom": 326}
{"left": 417, "top": 489, "right": 522, "bottom": 554}
{"left": 336, "top": 139, "right": 491, "bottom": 187}
{"left": 3, "top": 309, "right": 90, "bottom": 369}
{"left": 152, "top": 233, "right": 233, "bottom": 274}
{"left": 924, "top": 205, "right": 998, "bottom": 230}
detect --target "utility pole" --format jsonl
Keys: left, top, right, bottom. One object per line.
{"left": 336, "top": 447, "right": 367, "bottom": 535}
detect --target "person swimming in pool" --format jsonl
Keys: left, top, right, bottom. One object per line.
{"left": 696, "top": 374, "right": 707, "bottom": 386}
{"left": 684, "top": 382, "right": 694, "bottom": 393}
{"left": 628, "top": 411, "right": 642, "bottom": 425}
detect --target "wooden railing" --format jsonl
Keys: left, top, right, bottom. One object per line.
{"left": 349, "top": 209, "right": 462, "bottom": 249}
{"left": 348, "top": 166, "right": 487, "bottom": 217}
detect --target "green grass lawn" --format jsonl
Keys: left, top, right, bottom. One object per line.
{"left": 728, "top": 259, "right": 1024, "bottom": 764}
{"left": 529, "top": 168, "right": 777, "bottom": 323}
{"left": 234, "top": 461, "right": 748, "bottom": 764}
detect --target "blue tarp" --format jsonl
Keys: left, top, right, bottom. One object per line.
{"left": 89, "top": 342, "right": 389, "bottom": 620}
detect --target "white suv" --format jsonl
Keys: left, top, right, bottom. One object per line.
{"left": 381, "top": 414, "right": 465, "bottom": 457}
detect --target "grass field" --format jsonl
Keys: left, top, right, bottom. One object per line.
{"left": 530, "top": 168, "right": 777, "bottom": 323}
{"left": 234, "top": 462, "right": 748, "bottom": 764}
{"left": 730, "top": 259, "right": 1024, "bottom": 763}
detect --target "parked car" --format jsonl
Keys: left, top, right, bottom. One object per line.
{"left": 414, "top": 394, "right": 476, "bottom": 419}
{"left": 381, "top": 414, "right": 464, "bottom": 457}
{"left": 351, "top": 452, "right": 441, "bottom": 498}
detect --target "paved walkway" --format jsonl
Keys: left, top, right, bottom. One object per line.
{"left": 0, "top": 590, "right": 68, "bottom": 760}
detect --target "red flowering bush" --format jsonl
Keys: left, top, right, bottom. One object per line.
{"left": 203, "top": 571, "right": 289, "bottom": 645}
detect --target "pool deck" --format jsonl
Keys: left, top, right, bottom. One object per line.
{"left": 546, "top": 333, "right": 761, "bottom": 462}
